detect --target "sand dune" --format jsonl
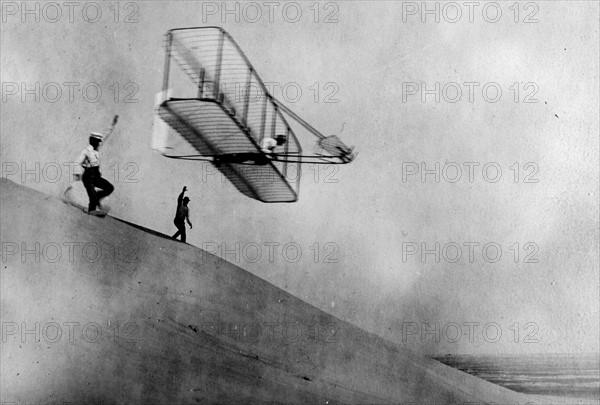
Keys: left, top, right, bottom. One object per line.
{"left": 0, "top": 179, "right": 571, "bottom": 404}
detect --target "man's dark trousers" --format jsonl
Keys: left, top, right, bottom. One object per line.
{"left": 82, "top": 167, "right": 114, "bottom": 212}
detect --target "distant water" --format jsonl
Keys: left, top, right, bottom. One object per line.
{"left": 431, "top": 353, "right": 600, "bottom": 401}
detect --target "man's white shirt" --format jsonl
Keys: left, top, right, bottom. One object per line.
{"left": 74, "top": 127, "right": 113, "bottom": 175}
{"left": 75, "top": 145, "right": 100, "bottom": 175}
{"left": 261, "top": 137, "right": 277, "bottom": 154}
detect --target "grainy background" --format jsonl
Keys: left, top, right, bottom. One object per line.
{"left": 1, "top": 0, "right": 598, "bottom": 359}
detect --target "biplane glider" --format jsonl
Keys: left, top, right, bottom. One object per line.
{"left": 153, "top": 26, "right": 355, "bottom": 203}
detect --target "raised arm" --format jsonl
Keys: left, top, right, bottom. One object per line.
{"left": 102, "top": 115, "right": 119, "bottom": 146}
{"left": 178, "top": 186, "right": 187, "bottom": 205}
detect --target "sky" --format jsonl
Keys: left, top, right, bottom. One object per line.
{"left": 1, "top": 1, "right": 598, "bottom": 355}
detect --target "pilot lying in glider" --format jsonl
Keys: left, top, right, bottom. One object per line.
{"left": 260, "top": 134, "right": 287, "bottom": 156}
{"left": 213, "top": 135, "right": 287, "bottom": 166}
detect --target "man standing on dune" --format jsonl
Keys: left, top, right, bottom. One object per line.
{"left": 172, "top": 186, "right": 193, "bottom": 242}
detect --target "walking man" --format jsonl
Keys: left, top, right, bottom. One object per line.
{"left": 172, "top": 186, "right": 193, "bottom": 242}
{"left": 73, "top": 115, "right": 118, "bottom": 215}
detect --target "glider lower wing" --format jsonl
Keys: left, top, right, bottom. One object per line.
{"left": 159, "top": 98, "right": 298, "bottom": 203}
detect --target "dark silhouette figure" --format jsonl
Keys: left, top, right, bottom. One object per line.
{"left": 172, "top": 186, "right": 192, "bottom": 242}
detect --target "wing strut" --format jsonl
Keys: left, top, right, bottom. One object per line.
{"left": 273, "top": 98, "right": 325, "bottom": 140}
{"left": 273, "top": 98, "right": 356, "bottom": 163}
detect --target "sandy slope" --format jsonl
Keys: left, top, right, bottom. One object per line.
{"left": 0, "top": 179, "right": 573, "bottom": 404}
